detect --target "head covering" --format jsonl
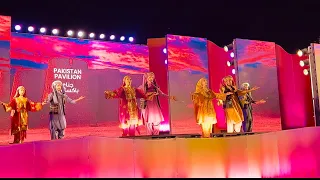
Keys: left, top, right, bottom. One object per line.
{"left": 13, "top": 86, "right": 26, "bottom": 98}
{"left": 122, "top": 76, "right": 131, "bottom": 87}
{"left": 242, "top": 82, "right": 250, "bottom": 88}
{"left": 51, "top": 80, "right": 64, "bottom": 104}
{"left": 195, "top": 78, "right": 208, "bottom": 93}
{"left": 144, "top": 72, "right": 159, "bottom": 91}
{"left": 140, "top": 73, "right": 148, "bottom": 93}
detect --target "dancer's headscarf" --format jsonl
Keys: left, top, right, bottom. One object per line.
{"left": 51, "top": 80, "right": 65, "bottom": 104}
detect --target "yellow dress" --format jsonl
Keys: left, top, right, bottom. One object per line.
{"left": 192, "top": 90, "right": 226, "bottom": 125}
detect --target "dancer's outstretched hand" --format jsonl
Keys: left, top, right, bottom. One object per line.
{"left": 77, "top": 96, "right": 85, "bottom": 101}
{"left": 251, "top": 86, "right": 260, "bottom": 91}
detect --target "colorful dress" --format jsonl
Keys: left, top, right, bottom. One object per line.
{"left": 142, "top": 84, "right": 165, "bottom": 135}
{"left": 192, "top": 90, "right": 226, "bottom": 137}
{"left": 2, "top": 96, "right": 42, "bottom": 143}
{"left": 105, "top": 86, "right": 147, "bottom": 136}
{"left": 220, "top": 86, "right": 251, "bottom": 133}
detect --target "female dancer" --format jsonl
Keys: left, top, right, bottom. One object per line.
{"left": 105, "top": 75, "right": 149, "bottom": 137}
{"left": 140, "top": 72, "right": 176, "bottom": 136}
{"left": 191, "top": 78, "right": 232, "bottom": 138}
{"left": 218, "top": 76, "right": 259, "bottom": 133}
{"left": 1, "top": 86, "right": 44, "bottom": 144}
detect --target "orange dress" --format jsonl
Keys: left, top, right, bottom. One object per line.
{"left": 192, "top": 90, "right": 226, "bottom": 125}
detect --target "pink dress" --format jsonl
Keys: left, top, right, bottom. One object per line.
{"left": 143, "top": 85, "right": 164, "bottom": 126}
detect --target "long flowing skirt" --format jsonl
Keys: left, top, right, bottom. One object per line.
{"left": 144, "top": 98, "right": 164, "bottom": 125}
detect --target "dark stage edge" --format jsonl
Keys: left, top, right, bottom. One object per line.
{"left": 120, "top": 132, "right": 267, "bottom": 139}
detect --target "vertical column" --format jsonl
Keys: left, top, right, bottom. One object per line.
{"left": 207, "top": 41, "right": 233, "bottom": 131}
{"left": 234, "top": 38, "right": 282, "bottom": 132}
{"left": 166, "top": 35, "right": 209, "bottom": 134}
{"left": 309, "top": 43, "right": 320, "bottom": 126}
{"left": 147, "top": 38, "right": 170, "bottom": 134}
{"left": 0, "top": 16, "right": 11, "bottom": 137}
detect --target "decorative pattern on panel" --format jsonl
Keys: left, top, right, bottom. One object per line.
{"left": 235, "top": 38, "right": 282, "bottom": 132}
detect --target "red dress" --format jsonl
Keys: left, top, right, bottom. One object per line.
{"left": 105, "top": 86, "right": 147, "bottom": 129}
{"left": 3, "top": 96, "right": 42, "bottom": 143}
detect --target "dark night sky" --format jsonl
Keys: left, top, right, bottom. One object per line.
{"left": 1, "top": 0, "right": 320, "bottom": 53}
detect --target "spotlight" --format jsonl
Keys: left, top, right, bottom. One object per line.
{"left": 39, "top": 27, "right": 46, "bottom": 34}
{"left": 109, "top": 35, "right": 115, "bottom": 40}
{"left": 303, "top": 69, "right": 309, "bottom": 76}
{"left": 77, "top": 31, "right": 84, "bottom": 38}
{"left": 224, "top": 43, "right": 233, "bottom": 52}
{"left": 299, "top": 59, "right": 309, "bottom": 67}
{"left": 14, "top": 25, "right": 21, "bottom": 31}
{"left": 165, "top": 59, "right": 168, "bottom": 65}
{"left": 28, "top": 26, "right": 34, "bottom": 32}
{"left": 163, "top": 48, "right": 167, "bottom": 54}
{"left": 128, "top": 37, "right": 134, "bottom": 42}
{"left": 232, "top": 69, "right": 236, "bottom": 75}
{"left": 99, "top": 34, "right": 105, "bottom": 39}
{"left": 297, "top": 47, "right": 310, "bottom": 57}
{"left": 52, "top": 29, "right": 59, "bottom": 35}
{"left": 120, "top": 36, "right": 125, "bottom": 41}
{"left": 227, "top": 60, "right": 234, "bottom": 67}
{"left": 230, "top": 52, "right": 235, "bottom": 58}
{"left": 89, "top": 33, "right": 95, "bottom": 38}
{"left": 67, "top": 30, "right": 74, "bottom": 36}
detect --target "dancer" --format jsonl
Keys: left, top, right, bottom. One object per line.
{"left": 104, "top": 75, "right": 149, "bottom": 137}
{"left": 191, "top": 78, "right": 232, "bottom": 138}
{"left": 43, "top": 80, "right": 85, "bottom": 140}
{"left": 218, "top": 76, "right": 259, "bottom": 133}
{"left": 240, "top": 82, "right": 266, "bottom": 132}
{"left": 1, "top": 86, "right": 43, "bottom": 144}
{"left": 140, "top": 72, "right": 176, "bottom": 136}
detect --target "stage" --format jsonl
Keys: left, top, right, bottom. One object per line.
{"left": 0, "top": 127, "right": 319, "bottom": 178}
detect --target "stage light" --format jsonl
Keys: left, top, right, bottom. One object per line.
{"left": 128, "top": 37, "right": 134, "bottom": 42}
{"left": 227, "top": 60, "right": 234, "bottom": 67}
{"left": 28, "top": 26, "right": 34, "bottom": 32}
{"left": 14, "top": 25, "right": 21, "bottom": 31}
{"left": 165, "top": 59, "right": 168, "bottom": 65}
{"left": 77, "top": 31, "right": 84, "bottom": 38}
{"left": 120, "top": 36, "right": 125, "bottom": 41}
{"left": 303, "top": 69, "right": 309, "bottom": 76}
{"left": 89, "top": 33, "right": 95, "bottom": 38}
{"left": 52, "top": 29, "right": 59, "bottom": 35}
{"left": 39, "top": 27, "right": 46, "bottom": 34}
{"left": 67, "top": 30, "right": 74, "bottom": 36}
{"left": 232, "top": 69, "right": 236, "bottom": 75}
{"left": 297, "top": 47, "right": 310, "bottom": 57}
{"left": 300, "top": 59, "right": 309, "bottom": 67}
{"left": 110, "top": 35, "right": 115, "bottom": 40}
{"left": 99, "top": 34, "right": 105, "bottom": 39}
{"left": 163, "top": 48, "right": 167, "bottom": 54}
{"left": 230, "top": 52, "right": 235, "bottom": 58}
{"left": 224, "top": 43, "right": 233, "bottom": 52}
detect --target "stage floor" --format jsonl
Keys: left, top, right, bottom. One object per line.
{"left": 0, "top": 121, "right": 202, "bottom": 145}
{"left": 0, "top": 115, "right": 281, "bottom": 145}
{"left": 0, "top": 127, "right": 319, "bottom": 178}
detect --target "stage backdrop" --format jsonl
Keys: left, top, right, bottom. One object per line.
{"left": 207, "top": 41, "right": 234, "bottom": 131}
{"left": 0, "top": 15, "right": 11, "bottom": 142}
{"left": 312, "top": 43, "right": 320, "bottom": 126}
{"left": 276, "top": 45, "right": 314, "bottom": 129}
{"left": 7, "top": 33, "right": 149, "bottom": 137}
{"left": 234, "top": 38, "right": 282, "bottom": 132}
{"left": 166, "top": 34, "right": 209, "bottom": 134}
